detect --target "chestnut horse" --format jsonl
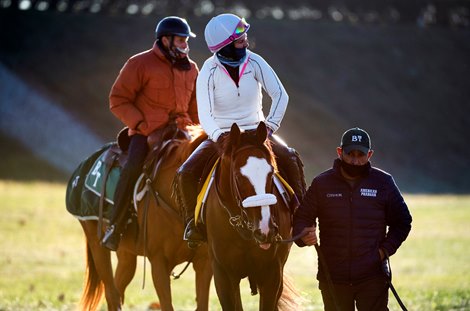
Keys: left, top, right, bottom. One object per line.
{"left": 204, "top": 122, "right": 299, "bottom": 310}
{"left": 66, "top": 127, "right": 212, "bottom": 311}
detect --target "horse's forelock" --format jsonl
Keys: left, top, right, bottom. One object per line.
{"left": 219, "top": 130, "right": 277, "bottom": 171}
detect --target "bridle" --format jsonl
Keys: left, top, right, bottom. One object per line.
{"left": 214, "top": 143, "right": 281, "bottom": 243}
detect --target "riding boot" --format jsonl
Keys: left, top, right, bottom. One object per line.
{"left": 175, "top": 170, "right": 205, "bottom": 249}
{"left": 101, "top": 224, "right": 121, "bottom": 251}
{"left": 175, "top": 139, "right": 217, "bottom": 248}
{"left": 101, "top": 173, "right": 135, "bottom": 251}
{"left": 184, "top": 218, "right": 205, "bottom": 249}
{"left": 101, "top": 194, "right": 131, "bottom": 251}
{"left": 293, "top": 149, "right": 307, "bottom": 194}
{"left": 287, "top": 148, "right": 307, "bottom": 211}
{"left": 272, "top": 143, "right": 306, "bottom": 212}
{"left": 101, "top": 134, "right": 148, "bottom": 251}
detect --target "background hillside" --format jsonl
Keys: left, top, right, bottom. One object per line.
{"left": 1, "top": 7, "right": 470, "bottom": 193}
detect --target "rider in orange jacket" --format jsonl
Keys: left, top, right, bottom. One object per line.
{"left": 101, "top": 16, "right": 199, "bottom": 251}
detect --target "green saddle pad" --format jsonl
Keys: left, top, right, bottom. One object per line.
{"left": 66, "top": 143, "right": 122, "bottom": 221}
{"left": 84, "top": 151, "right": 121, "bottom": 204}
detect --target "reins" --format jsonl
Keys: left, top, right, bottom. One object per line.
{"left": 216, "top": 140, "right": 299, "bottom": 244}
{"left": 276, "top": 230, "right": 342, "bottom": 310}
{"left": 140, "top": 177, "right": 152, "bottom": 289}
{"left": 138, "top": 132, "right": 194, "bottom": 289}
{"left": 171, "top": 252, "right": 195, "bottom": 279}
{"left": 215, "top": 144, "right": 274, "bottom": 240}
{"left": 274, "top": 230, "right": 308, "bottom": 243}
{"left": 139, "top": 175, "right": 193, "bottom": 288}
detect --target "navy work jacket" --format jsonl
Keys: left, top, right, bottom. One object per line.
{"left": 293, "top": 159, "right": 412, "bottom": 284}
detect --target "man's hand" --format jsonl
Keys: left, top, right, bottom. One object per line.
{"left": 300, "top": 226, "right": 318, "bottom": 246}
{"left": 135, "top": 120, "right": 147, "bottom": 132}
{"left": 379, "top": 248, "right": 385, "bottom": 261}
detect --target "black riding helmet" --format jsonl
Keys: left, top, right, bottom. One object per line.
{"left": 155, "top": 16, "right": 196, "bottom": 38}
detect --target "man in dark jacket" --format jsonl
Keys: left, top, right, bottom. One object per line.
{"left": 293, "top": 127, "right": 412, "bottom": 311}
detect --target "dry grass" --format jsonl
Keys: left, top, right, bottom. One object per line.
{"left": 0, "top": 181, "right": 469, "bottom": 310}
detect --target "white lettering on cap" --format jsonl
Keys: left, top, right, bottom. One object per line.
{"left": 351, "top": 135, "right": 362, "bottom": 142}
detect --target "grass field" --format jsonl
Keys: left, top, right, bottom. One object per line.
{"left": 0, "top": 181, "right": 469, "bottom": 310}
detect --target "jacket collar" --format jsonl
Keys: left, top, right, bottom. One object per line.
{"left": 213, "top": 49, "right": 251, "bottom": 68}
{"left": 152, "top": 41, "right": 171, "bottom": 63}
{"left": 333, "top": 158, "right": 371, "bottom": 179}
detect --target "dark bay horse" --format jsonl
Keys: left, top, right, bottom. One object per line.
{"left": 66, "top": 126, "right": 212, "bottom": 311}
{"left": 204, "top": 122, "right": 299, "bottom": 310}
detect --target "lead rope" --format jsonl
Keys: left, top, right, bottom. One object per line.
{"left": 276, "top": 231, "right": 341, "bottom": 311}
{"left": 315, "top": 243, "right": 341, "bottom": 311}
{"left": 383, "top": 250, "right": 408, "bottom": 311}
{"left": 280, "top": 231, "right": 408, "bottom": 311}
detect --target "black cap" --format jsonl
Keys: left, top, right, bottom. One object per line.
{"left": 340, "top": 127, "right": 371, "bottom": 154}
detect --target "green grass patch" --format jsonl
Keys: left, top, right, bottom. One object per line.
{"left": 0, "top": 181, "right": 469, "bottom": 310}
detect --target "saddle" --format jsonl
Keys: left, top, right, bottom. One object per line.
{"left": 74, "top": 125, "right": 188, "bottom": 224}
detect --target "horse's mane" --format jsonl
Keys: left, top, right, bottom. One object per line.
{"left": 161, "top": 125, "right": 207, "bottom": 169}
{"left": 187, "top": 124, "right": 206, "bottom": 142}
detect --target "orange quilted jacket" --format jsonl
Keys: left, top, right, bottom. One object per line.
{"left": 109, "top": 42, "right": 199, "bottom": 136}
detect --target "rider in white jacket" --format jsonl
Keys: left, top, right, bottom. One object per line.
{"left": 175, "top": 13, "right": 306, "bottom": 248}
{"left": 197, "top": 49, "right": 288, "bottom": 142}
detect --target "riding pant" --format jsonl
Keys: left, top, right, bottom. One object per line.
{"left": 110, "top": 134, "right": 149, "bottom": 234}
{"left": 175, "top": 139, "right": 218, "bottom": 223}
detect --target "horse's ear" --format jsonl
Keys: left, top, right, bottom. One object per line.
{"left": 256, "top": 122, "right": 268, "bottom": 144}
{"left": 230, "top": 123, "right": 241, "bottom": 146}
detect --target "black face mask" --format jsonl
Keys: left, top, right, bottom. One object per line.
{"left": 340, "top": 160, "right": 369, "bottom": 178}
{"left": 217, "top": 43, "right": 246, "bottom": 61}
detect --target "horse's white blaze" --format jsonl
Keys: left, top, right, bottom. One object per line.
{"left": 240, "top": 156, "right": 273, "bottom": 235}
{"left": 240, "top": 156, "right": 272, "bottom": 194}
{"left": 260, "top": 206, "right": 270, "bottom": 234}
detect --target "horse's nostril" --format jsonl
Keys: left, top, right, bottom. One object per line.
{"left": 254, "top": 229, "right": 267, "bottom": 242}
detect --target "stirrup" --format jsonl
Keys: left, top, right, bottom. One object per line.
{"left": 102, "top": 224, "right": 115, "bottom": 241}
{"left": 101, "top": 225, "right": 120, "bottom": 251}
{"left": 183, "top": 219, "right": 204, "bottom": 249}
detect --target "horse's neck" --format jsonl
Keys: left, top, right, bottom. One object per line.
{"left": 148, "top": 140, "right": 190, "bottom": 206}
{"left": 216, "top": 159, "right": 234, "bottom": 202}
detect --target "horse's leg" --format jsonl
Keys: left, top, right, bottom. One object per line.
{"left": 149, "top": 255, "right": 174, "bottom": 311}
{"left": 212, "top": 261, "right": 242, "bottom": 311}
{"left": 233, "top": 287, "right": 243, "bottom": 311}
{"left": 257, "top": 266, "right": 283, "bottom": 311}
{"left": 192, "top": 249, "right": 213, "bottom": 311}
{"left": 80, "top": 221, "right": 122, "bottom": 311}
{"left": 114, "top": 249, "right": 137, "bottom": 305}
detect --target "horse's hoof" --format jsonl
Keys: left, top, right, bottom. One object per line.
{"left": 148, "top": 301, "right": 161, "bottom": 310}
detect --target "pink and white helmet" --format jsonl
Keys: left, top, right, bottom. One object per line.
{"left": 204, "top": 13, "right": 250, "bottom": 53}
